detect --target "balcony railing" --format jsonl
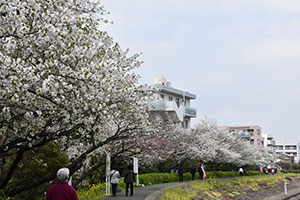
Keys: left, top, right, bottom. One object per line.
{"left": 240, "top": 133, "right": 251, "bottom": 138}
{"left": 185, "top": 107, "right": 197, "bottom": 117}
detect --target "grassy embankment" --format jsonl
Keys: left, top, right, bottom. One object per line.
{"left": 161, "top": 173, "right": 300, "bottom": 200}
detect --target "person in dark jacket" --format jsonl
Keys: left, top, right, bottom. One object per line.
{"left": 190, "top": 166, "right": 196, "bottom": 180}
{"left": 198, "top": 166, "right": 204, "bottom": 179}
{"left": 124, "top": 166, "right": 136, "bottom": 196}
{"left": 178, "top": 167, "right": 184, "bottom": 182}
{"left": 46, "top": 168, "right": 78, "bottom": 200}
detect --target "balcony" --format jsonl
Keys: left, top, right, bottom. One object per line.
{"left": 240, "top": 133, "right": 251, "bottom": 138}
{"left": 185, "top": 107, "right": 197, "bottom": 117}
{"left": 150, "top": 100, "right": 197, "bottom": 121}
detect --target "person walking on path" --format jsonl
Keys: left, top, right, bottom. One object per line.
{"left": 46, "top": 168, "right": 78, "bottom": 200}
{"left": 178, "top": 167, "right": 184, "bottom": 182}
{"left": 110, "top": 169, "right": 120, "bottom": 197}
{"left": 190, "top": 166, "right": 196, "bottom": 180}
{"left": 239, "top": 167, "right": 244, "bottom": 176}
{"left": 198, "top": 165, "right": 204, "bottom": 179}
{"left": 124, "top": 166, "right": 136, "bottom": 196}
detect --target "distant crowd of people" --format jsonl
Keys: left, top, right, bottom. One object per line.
{"left": 177, "top": 164, "right": 206, "bottom": 182}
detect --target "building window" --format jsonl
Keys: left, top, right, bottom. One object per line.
{"left": 169, "top": 96, "right": 173, "bottom": 101}
{"left": 185, "top": 120, "right": 189, "bottom": 129}
{"left": 176, "top": 98, "right": 180, "bottom": 107}
{"left": 285, "top": 145, "right": 297, "bottom": 150}
{"left": 160, "top": 94, "right": 164, "bottom": 100}
{"left": 276, "top": 146, "right": 283, "bottom": 150}
{"left": 257, "top": 129, "right": 261, "bottom": 135}
{"left": 285, "top": 146, "right": 296, "bottom": 150}
{"left": 250, "top": 139, "right": 254, "bottom": 145}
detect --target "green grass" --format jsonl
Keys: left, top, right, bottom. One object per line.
{"left": 161, "top": 173, "right": 300, "bottom": 200}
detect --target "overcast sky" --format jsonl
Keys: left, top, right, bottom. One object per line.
{"left": 101, "top": 0, "right": 300, "bottom": 143}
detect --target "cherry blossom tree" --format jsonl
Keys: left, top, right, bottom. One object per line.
{"left": 0, "top": 0, "right": 154, "bottom": 196}
{"left": 170, "top": 118, "right": 273, "bottom": 167}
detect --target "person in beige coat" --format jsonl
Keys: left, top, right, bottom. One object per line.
{"left": 110, "top": 169, "right": 120, "bottom": 196}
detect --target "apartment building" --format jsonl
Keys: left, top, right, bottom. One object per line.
{"left": 279, "top": 153, "right": 295, "bottom": 163}
{"left": 221, "top": 125, "right": 264, "bottom": 150}
{"left": 150, "top": 75, "right": 197, "bottom": 129}
{"left": 262, "top": 134, "right": 276, "bottom": 149}
{"left": 274, "top": 143, "right": 300, "bottom": 163}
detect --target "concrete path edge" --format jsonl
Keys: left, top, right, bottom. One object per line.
{"left": 144, "top": 190, "right": 161, "bottom": 200}
{"left": 264, "top": 187, "right": 300, "bottom": 200}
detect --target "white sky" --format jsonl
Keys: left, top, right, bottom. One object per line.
{"left": 101, "top": 0, "right": 300, "bottom": 143}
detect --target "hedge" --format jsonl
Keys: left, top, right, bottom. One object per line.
{"left": 281, "top": 170, "right": 300, "bottom": 173}
{"left": 138, "top": 171, "right": 261, "bottom": 186}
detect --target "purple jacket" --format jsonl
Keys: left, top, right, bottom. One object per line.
{"left": 46, "top": 182, "right": 78, "bottom": 200}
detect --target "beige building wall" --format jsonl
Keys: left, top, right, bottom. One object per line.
{"left": 222, "top": 125, "right": 264, "bottom": 150}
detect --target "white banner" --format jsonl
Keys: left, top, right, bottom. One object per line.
{"left": 106, "top": 152, "right": 111, "bottom": 174}
{"left": 106, "top": 152, "right": 111, "bottom": 196}
{"left": 133, "top": 157, "right": 138, "bottom": 173}
{"left": 133, "top": 157, "right": 139, "bottom": 185}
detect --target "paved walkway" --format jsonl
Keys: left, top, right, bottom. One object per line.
{"left": 103, "top": 182, "right": 184, "bottom": 200}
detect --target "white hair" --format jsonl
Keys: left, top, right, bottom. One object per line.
{"left": 57, "top": 168, "right": 70, "bottom": 181}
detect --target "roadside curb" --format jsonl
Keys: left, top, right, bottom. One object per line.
{"left": 144, "top": 181, "right": 192, "bottom": 200}
{"left": 264, "top": 187, "right": 300, "bottom": 200}
{"left": 144, "top": 190, "right": 162, "bottom": 200}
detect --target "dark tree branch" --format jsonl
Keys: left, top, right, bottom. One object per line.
{"left": 0, "top": 149, "right": 25, "bottom": 190}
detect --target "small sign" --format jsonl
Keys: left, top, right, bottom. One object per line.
{"left": 106, "top": 153, "right": 111, "bottom": 174}
{"left": 133, "top": 157, "right": 138, "bottom": 173}
{"left": 106, "top": 152, "right": 111, "bottom": 196}
{"left": 133, "top": 157, "right": 139, "bottom": 185}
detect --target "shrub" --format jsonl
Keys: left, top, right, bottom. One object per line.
{"left": 139, "top": 173, "right": 178, "bottom": 185}
{"left": 281, "top": 170, "right": 300, "bottom": 174}
{"left": 77, "top": 182, "right": 106, "bottom": 200}
{"left": 278, "top": 162, "right": 300, "bottom": 170}
{"left": 138, "top": 171, "right": 261, "bottom": 186}
{"left": 0, "top": 190, "right": 7, "bottom": 200}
